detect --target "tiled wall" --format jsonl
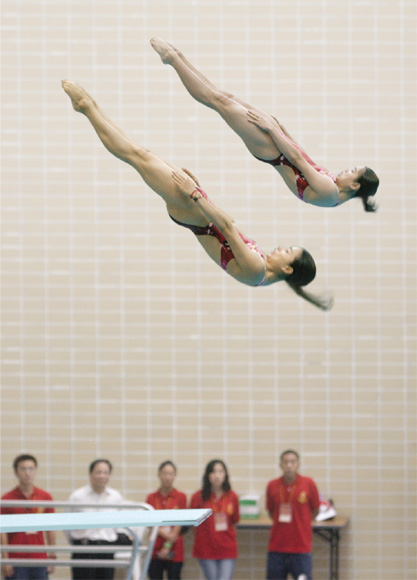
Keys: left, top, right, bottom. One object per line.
{"left": 1, "top": 1, "right": 416, "bottom": 579}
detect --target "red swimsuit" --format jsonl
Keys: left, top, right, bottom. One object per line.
{"left": 169, "top": 188, "right": 266, "bottom": 284}
{"left": 255, "top": 144, "right": 338, "bottom": 203}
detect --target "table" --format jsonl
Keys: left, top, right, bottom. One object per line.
{"left": 237, "top": 516, "right": 349, "bottom": 580}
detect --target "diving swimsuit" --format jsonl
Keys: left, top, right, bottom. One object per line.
{"left": 255, "top": 143, "right": 338, "bottom": 204}
{"left": 169, "top": 187, "right": 266, "bottom": 285}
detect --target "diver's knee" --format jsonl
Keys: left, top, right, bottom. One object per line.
{"left": 210, "top": 90, "right": 234, "bottom": 110}
{"left": 131, "top": 145, "right": 152, "bottom": 162}
{"left": 220, "top": 90, "right": 235, "bottom": 100}
{"left": 126, "top": 145, "right": 154, "bottom": 169}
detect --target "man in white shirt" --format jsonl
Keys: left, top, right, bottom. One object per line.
{"left": 68, "top": 459, "right": 124, "bottom": 580}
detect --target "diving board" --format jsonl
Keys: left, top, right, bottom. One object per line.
{"left": 0, "top": 508, "right": 212, "bottom": 534}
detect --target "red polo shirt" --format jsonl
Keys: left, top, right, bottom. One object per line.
{"left": 266, "top": 474, "right": 320, "bottom": 553}
{"left": 146, "top": 488, "right": 187, "bottom": 562}
{"left": 1, "top": 486, "right": 54, "bottom": 559}
{"left": 190, "top": 489, "right": 239, "bottom": 560}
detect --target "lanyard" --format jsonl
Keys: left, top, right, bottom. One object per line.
{"left": 211, "top": 493, "right": 227, "bottom": 513}
{"left": 279, "top": 481, "right": 296, "bottom": 504}
{"left": 155, "top": 492, "right": 175, "bottom": 510}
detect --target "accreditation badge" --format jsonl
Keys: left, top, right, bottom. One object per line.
{"left": 214, "top": 512, "right": 228, "bottom": 531}
{"left": 278, "top": 502, "right": 292, "bottom": 523}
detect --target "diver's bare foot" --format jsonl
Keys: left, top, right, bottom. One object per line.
{"left": 150, "top": 37, "right": 176, "bottom": 64}
{"left": 61, "top": 80, "right": 92, "bottom": 113}
{"left": 167, "top": 41, "right": 184, "bottom": 59}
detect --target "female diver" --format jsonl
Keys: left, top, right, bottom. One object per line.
{"left": 150, "top": 38, "right": 379, "bottom": 212}
{"left": 62, "top": 81, "right": 331, "bottom": 310}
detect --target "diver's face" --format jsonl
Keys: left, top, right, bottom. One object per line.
{"left": 336, "top": 166, "right": 366, "bottom": 190}
{"left": 268, "top": 246, "right": 302, "bottom": 274}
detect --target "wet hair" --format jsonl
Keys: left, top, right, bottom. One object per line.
{"left": 285, "top": 248, "right": 333, "bottom": 311}
{"left": 280, "top": 449, "right": 300, "bottom": 461}
{"left": 158, "top": 460, "right": 177, "bottom": 473}
{"left": 201, "top": 459, "right": 231, "bottom": 502}
{"left": 89, "top": 458, "right": 113, "bottom": 474}
{"left": 13, "top": 454, "right": 38, "bottom": 472}
{"left": 356, "top": 167, "right": 379, "bottom": 212}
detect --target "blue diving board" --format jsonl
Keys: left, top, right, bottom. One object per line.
{"left": 0, "top": 508, "right": 212, "bottom": 534}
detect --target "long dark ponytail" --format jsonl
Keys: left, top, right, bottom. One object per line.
{"left": 356, "top": 167, "right": 379, "bottom": 212}
{"left": 286, "top": 249, "right": 333, "bottom": 311}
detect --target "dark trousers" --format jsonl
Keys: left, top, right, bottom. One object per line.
{"left": 148, "top": 559, "right": 183, "bottom": 580}
{"left": 71, "top": 540, "right": 114, "bottom": 580}
{"left": 6, "top": 567, "right": 48, "bottom": 580}
{"left": 267, "top": 551, "right": 313, "bottom": 580}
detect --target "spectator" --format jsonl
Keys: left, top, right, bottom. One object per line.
{"left": 1, "top": 454, "right": 56, "bottom": 580}
{"left": 266, "top": 450, "right": 320, "bottom": 580}
{"left": 190, "top": 459, "right": 239, "bottom": 580}
{"left": 146, "top": 460, "right": 187, "bottom": 579}
{"left": 68, "top": 458, "right": 123, "bottom": 580}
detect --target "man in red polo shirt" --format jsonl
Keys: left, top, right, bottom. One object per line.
{"left": 266, "top": 450, "right": 320, "bottom": 580}
{"left": 1, "top": 454, "right": 56, "bottom": 580}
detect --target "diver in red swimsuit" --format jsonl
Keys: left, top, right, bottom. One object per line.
{"left": 62, "top": 80, "right": 331, "bottom": 310}
{"left": 151, "top": 38, "right": 379, "bottom": 212}
{"left": 255, "top": 149, "right": 338, "bottom": 205}
{"left": 169, "top": 187, "right": 266, "bottom": 284}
